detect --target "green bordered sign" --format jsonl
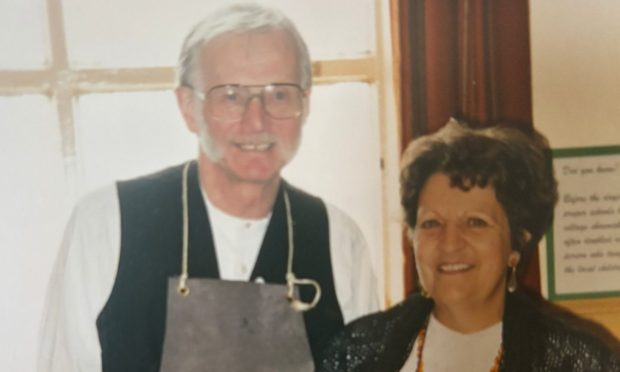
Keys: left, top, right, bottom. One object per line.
{"left": 546, "top": 145, "right": 620, "bottom": 301}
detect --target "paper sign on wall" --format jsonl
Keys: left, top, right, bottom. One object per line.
{"left": 547, "top": 145, "right": 620, "bottom": 300}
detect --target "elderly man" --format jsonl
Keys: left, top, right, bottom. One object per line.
{"left": 38, "top": 3, "right": 378, "bottom": 371}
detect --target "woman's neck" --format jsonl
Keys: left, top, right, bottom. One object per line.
{"left": 432, "top": 296, "right": 505, "bottom": 334}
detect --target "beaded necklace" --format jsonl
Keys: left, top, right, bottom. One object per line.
{"left": 414, "top": 319, "right": 503, "bottom": 372}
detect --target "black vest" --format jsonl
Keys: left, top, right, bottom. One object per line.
{"left": 96, "top": 162, "right": 344, "bottom": 371}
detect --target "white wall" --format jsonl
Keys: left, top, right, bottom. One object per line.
{"left": 530, "top": 0, "right": 620, "bottom": 148}
{"left": 530, "top": 0, "right": 620, "bottom": 336}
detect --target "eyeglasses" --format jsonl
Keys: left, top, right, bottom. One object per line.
{"left": 192, "top": 83, "right": 306, "bottom": 122}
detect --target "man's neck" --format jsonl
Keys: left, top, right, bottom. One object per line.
{"left": 196, "top": 155, "right": 281, "bottom": 219}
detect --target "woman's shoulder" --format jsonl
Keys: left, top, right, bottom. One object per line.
{"left": 342, "top": 293, "right": 431, "bottom": 340}
{"left": 318, "top": 294, "right": 432, "bottom": 372}
{"left": 540, "top": 308, "right": 619, "bottom": 370}
{"left": 504, "top": 292, "right": 620, "bottom": 371}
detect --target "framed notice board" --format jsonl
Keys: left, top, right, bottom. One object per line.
{"left": 546, "top": 145, "right": 620, "bottom": 300}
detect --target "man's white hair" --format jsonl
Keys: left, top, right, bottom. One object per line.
{"left": 177, "top": 3, "right": 312, "bottom": 90}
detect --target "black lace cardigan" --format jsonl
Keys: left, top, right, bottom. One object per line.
{"left": 318, "top": 291, "right": 619, "bottom": 372}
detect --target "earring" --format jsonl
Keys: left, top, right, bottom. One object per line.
{"left": 507, "top": 265, "right": 518, "bottom": 293}
{"left": 419, "top": 286, "right": 431, "bottom": 298}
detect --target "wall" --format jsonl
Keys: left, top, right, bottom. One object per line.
{"left": 530, "top": 0, "right": 620, "bottom": 338}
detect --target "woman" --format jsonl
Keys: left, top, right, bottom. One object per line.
{"left": 319, "top": 119, "right": 619, "bottom": 371}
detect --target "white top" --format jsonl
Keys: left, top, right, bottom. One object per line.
{"left": 204, "top": 193, "right": 271, "bottom": 281}
{"left": 401, "top": 315, "right": 503, "bottom": 372}
{"left": 37, "top": 183, "right": 380, "bottom": 372}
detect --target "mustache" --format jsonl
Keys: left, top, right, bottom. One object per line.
{"left": 231, "top": 133, "right": 277, "bottom": 144}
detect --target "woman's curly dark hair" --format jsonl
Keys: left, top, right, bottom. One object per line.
{"left": 400, "top": 118, "right": 558, "bottom": 256}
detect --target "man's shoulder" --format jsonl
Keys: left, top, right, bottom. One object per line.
{"left": 283, "top": 182, "right": 357, "bottom": 230}
{"left": 284, "top": 183, "right": 367, "bottom": 249}
{"left": 74, "top": 183, "right": 119, "bottom": 217}
{"left": 115, "top": 161, "right": 193, "bottom": 208}
{"left": 283, "top": 181, "right": 323, "bottom": 205}
{"left": 323, "top": 201, "right": 364, "bottom": 243}
{"left": 117, "top": 162, "right": 187, "bottom": 190}
{"left": 283, "top": 182, "right": 365, "bottom": 248}
{"left": 71, "top": 162, "right": 190, "bottom": 221}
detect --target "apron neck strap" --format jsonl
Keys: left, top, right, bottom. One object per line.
{"left": 176, "top": 161, "right": 321, "bottom": 311}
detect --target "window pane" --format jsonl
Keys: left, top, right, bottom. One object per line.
{"left": 283, "top": 83, "right": 383, "bottom": 275}
{"left": 63, "top": 0, "right": 374, "bottom": 68}
{"left": 73, "top": 91, "right": 197, "bottom": 195}
{"left": 0, "top": 0, "right": 49, "bottom": 69}
{"left": 0, "top": 96, "right": 68, "bottom": 372}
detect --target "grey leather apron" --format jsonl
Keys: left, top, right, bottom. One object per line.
{"left": 159, "top": 162, "right": 320, "bottom": 372}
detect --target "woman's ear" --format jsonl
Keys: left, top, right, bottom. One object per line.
{"left": 522, "top": 229, "right": 532, "bottom": 244}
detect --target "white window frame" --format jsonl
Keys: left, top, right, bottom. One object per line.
{"left": 0, "top": 0, "right": 405, "bottom": 306}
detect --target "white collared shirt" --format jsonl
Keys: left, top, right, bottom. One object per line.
{"left": 204, "top": 194, "right": 271, "bottom": 281}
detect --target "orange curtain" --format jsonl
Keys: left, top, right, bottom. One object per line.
{"left": 397, "top": 0, "right": 539, "bottom": 295}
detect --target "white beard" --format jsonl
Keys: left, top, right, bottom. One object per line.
{"left": 194, "top": 108, "right": 224, "bottom": 162}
